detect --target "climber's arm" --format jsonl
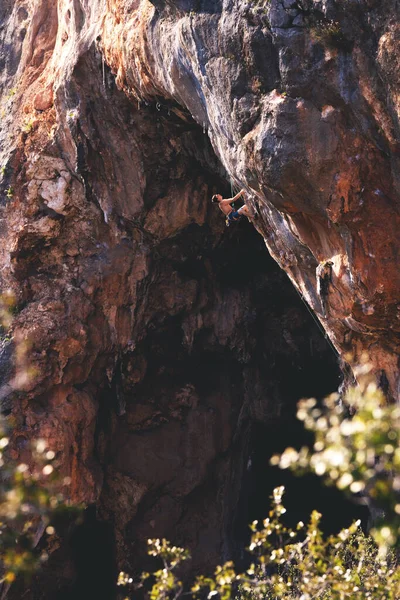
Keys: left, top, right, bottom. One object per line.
{"left": 219, "top": 190, "right": 245, "bottom": 207}
{"left": 232, "top": 189, "right": 245, "bottom": 202}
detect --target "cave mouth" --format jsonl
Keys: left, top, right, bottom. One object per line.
{"left": 242, "top": 418, "right": 370, "bottom": 538}
{"left": 58, "top": 64, "right": 367, "bottom": 590}
{"left": 222, "top": 226, "right": 370, "bottom": 563}
{"left": 182, "top": 219, "right": 370, "bottom": 561}
{"left": 214, "top": 223, "right": 369, "bottom": 555}
{"left": 39, "top": 169, "right": 367, "bottom": 600}
{"left": 67, "top": 505, "right": 117, "bottom": 600}
{"left": 93, "top": 206, "right": 367, "bottom": 583}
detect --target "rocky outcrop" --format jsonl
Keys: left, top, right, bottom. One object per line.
{"left": 97, "top": 0, "right": 400, "bottom": 396}
{"left": 0, "top": 0, "right": 399, "bottom": 596}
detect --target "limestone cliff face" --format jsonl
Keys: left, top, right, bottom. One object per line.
{"left": 0, "top": 0, "right": 398, "bottom": 596}
{"left": 3, "top": 0, "right": 397, "bottom": 392}
{"left": 98, "top": 0, "right": 400, "bottom": 394}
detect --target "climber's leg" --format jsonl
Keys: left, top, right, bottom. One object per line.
{"left": 227, "top": 210, "right": 242, "bottom": 225}
{"left": 238, "top": 204, "right": 251, "bottom": 218}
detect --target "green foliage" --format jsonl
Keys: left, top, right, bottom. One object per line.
{"left": 0, "top": 292, "right": 79, "bottom": 586}
{"left": 118, "top": 540, "right": 190, "bottom": 600}
{"left": 252, "top": 0, "right": 271, "bottom": 8}
{"left": 5, "top": 186, "right": 13, "bottom": 199}
{"left": 310, "top": 20, "right": 347, "bottom": 50}
{"left": 238, "top": 488, "right": 400, "bottom": 599}
{"left": 117, "top": 367, "right": 400, "bottom": 599}
{"left": 0, "top": 434, "right": 76, "bottom": 584}
{"left": 272, "top": 363, "right": 400, "bottom": 553}
{"left": 242, "top": 0, "right": 270, "bottom": 27}
{"left": 247, "top": 0, "right": 270, "bottom": 22}
{"left": 22, "top": 118, "right": 34, "bottom": 133}
{"left": 119, "top": 486, "right": 400, "bottom": 599}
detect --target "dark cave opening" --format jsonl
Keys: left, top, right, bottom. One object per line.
{"left": 67, "top": 506, "right": 117, "bottom": 600}
{"left": 40, "top": 505, "right": 117, "bottom": 600}
{"left": 167, "top": 217, "right": 370, "bottom": 562}
{"left": 56, "top": 78, "right": 369, "bottom": 595}
{"left": 218, "top": 224, "right": 370, "bottom": 561}
{"left": 62, "top": 215, "right": 369, "bottom": 600}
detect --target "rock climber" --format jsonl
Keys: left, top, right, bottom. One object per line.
{"left": 211, "top": 189, "right": 251, "bottom": 226}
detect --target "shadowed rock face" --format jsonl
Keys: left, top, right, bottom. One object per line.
{"left": 0, "top": 0, "right": 398, "bottom": 595}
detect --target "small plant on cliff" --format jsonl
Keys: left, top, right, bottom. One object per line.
{"left": 252, "top": 0, "right": 271, "bottom": 9}
{"left": 245, "top": 0, "right": 270, "bottom": 26}
{"left": 21, "top": 118, "right": 35, "bottom": 133}
{"left": 251, "top": 77, "right": 264, "bottom": 93}
{"left": 5, "top": 186, "right": 13, "bottom": 199}
{"left": 310, "top": 19, "right": 349, "bottom": 50}
{"left": 117, "top": 364, "right": 400, "bottom": 599}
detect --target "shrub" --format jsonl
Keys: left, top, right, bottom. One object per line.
{"left": 117, "top": 364, "right": 400, "bottom": 599}
{"left": 273, "top": 362, "right": 400, "bottom": 553}
{"left": 0, "top": 292, "right": 79, "bottom": 586}
{"left": 0, "top": 434, "right": 74, "bottom": 584}
{"left": 118, "top": 486, "right": 400, "bottom": 599}
{"left": 310, "top": 20, "right": 351, "bottom": 51}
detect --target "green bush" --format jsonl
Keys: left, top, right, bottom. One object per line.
{"left": 0, "top": 292, "right": 79, "bottom": 586}
{"left": 118, "top": 486, "right": 400, "bottom": 599}
{"left": 310, "top": 20, "right": 351, "bottom": 51}
{"left": 0, "top": 434, "right": 74, "bottom": 584}
{"left": 117, "top": 364, "right": 400, "bottom": 599}
{"left": 272, "top": 362, "right": 400, "bottom": 553}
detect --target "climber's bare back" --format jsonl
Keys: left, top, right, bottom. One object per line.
{"left": 218, "top": 200, "right": 233, "bottom": 216}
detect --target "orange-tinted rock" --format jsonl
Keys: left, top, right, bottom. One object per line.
{"left": 1, "top": 0, "right": 399, "bottom": 596}
{"left": 34, "top": 86, "right": 53, "bottom": 111}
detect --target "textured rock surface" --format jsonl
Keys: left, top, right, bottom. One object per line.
{"left": 98, "top": 0, "right": 400, "bottom": 395}
{"left": 0, "top": 0, "right": 399, "bottom": 596}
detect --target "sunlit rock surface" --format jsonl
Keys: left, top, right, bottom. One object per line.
{"left": 99, "top": 0, "right": 400, "bottom": 394}
{"left": 0, "top": 0, "right": 399, "bottom": 596}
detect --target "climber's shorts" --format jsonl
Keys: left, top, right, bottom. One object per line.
{"left": 226, "top": 211, "right": 241, "bottom": 227}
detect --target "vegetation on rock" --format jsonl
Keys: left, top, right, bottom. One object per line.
{"left": 0, "top": 294, "right": 79, "bottom": 586}
{"left": 116, "top": 365, "right": 400, "bottom": 599}
{"left": 0, "top": 433, "right": 75, "bottom": 584}
{"left": 0, "top": 290, "right": 398, "bottom": 597}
